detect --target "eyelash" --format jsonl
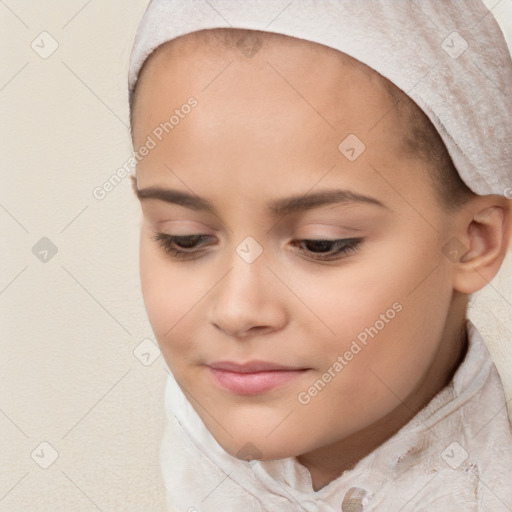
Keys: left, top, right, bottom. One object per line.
{"left": 152, "top": 232, "right": 363, "bottom": 262}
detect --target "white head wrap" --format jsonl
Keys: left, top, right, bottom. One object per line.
{"left": 128, "top": 0, "right": 512, "bottom": 197}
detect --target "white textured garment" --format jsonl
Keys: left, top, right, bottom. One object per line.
{"left": 160, "top": 320, "right": 512, "bottom": 511}
{"left": 128, "top": 0, "right": 512, "bottom": 197}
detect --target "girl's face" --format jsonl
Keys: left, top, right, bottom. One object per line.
{"left": 132, "top": 32, "right": 465, "bottom": 467}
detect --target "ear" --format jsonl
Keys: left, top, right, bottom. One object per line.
{"left": 450, "top": 195, "right": 512, "bottom": 294}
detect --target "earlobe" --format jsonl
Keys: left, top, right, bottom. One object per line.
{"left": 452, "top": 200, "right": 511, "bottom": 294}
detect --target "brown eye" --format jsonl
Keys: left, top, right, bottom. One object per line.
{"left": 291, "top": 238, "right": 363, "bottom": 261}
{"left": 152, "top": 232, "right": 363, "bottom": 263}
{"left": 153, "top": 233, "right": 213, "bottom": 259}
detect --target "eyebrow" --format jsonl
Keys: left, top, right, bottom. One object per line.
{"left": 134, "top": 185, "right": 388, "bottom": 216}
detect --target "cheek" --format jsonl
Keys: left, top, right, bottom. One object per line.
{"left": 139, "top": 235, "right": 200, "bottom": 345}
{"left": 288, "top": 241, "right": 410, "bottom": 342}
{"left": 303, "top": 237, "right": 452, "bottom": 417}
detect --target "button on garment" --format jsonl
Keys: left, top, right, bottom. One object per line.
{"left": 341, "top": 487, "right": 368, "bottom": 511}
{"left": 160, "top": 320, "right": 512, "bottom": 511}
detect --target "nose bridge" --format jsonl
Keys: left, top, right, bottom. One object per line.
{"left": 208, "top": 235, "right": 285, "bottom": 335}
{"left": 218, "top": 235, "right": 268, "bottom": 305}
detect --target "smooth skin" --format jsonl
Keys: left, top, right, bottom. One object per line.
{"left": 130, "top": 30, "right": 511, "bottom": 491}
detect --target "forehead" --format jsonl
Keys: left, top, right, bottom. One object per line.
{"left": 132, "top": 28, "right": 403, "bottom": 131}
{"left": 130, "top": 29, "right": 437, "bottom": 217}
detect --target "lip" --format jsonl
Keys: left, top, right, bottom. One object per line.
{"left": 207, "top": 360, "right": 310, "bottom": 395}
{"left": 208, "top": 360, "right": 306, "bottom": 373}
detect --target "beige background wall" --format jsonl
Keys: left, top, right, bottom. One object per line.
{"left": 1, "top": 1, "right": 511, "bottom": 510}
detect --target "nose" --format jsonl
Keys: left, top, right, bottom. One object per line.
{"left": 207, "top": 246, "right": 287, "bottom": 339}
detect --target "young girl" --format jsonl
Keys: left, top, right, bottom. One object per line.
{"left": 127, "top": 1, "right": 512, "bottom": 510}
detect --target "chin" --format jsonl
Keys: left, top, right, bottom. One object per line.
{"left": 214, "top": 431, "right": 303, "bottom": 462}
